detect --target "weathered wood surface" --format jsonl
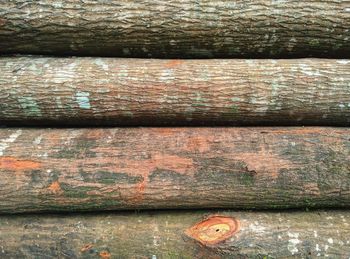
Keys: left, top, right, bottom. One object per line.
{"left": 1, "top": 57, "right": 350, "bottom": 126}
{"left": 0, "top": 210, "right": 349, "bottom": 258}
{"left": 0, "top": 1, "right": 349, "bottom": 58}
{"left": 0, "top": 127, "right": 349, "bottom": 213}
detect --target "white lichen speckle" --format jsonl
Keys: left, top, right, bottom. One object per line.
{"left": 0, "top": 130, "right": 22, "bottom": 156}
{"left": 75, "top": 91, "right": 91, "bottom": 109}
{"left": 231, "top": 97, "right": 241, "bottom": 102}
{"left": 52, "top": 2, "right": 63, "bottom": 8}
{"left": 271, "top": 0, "right": 287, "bottom": 4}
{"left": 52, "top": 62, "right": 77, "bottom": 83}
{"left": 56, "top": 96, "right": 63, "bottom": 109}
{"left": 316, "top": 244, "right": 320, "bottom": 252}
{"left": 160, "top": 69, "right": 175, "bottom": 83}
{"left": 248, "top": 221, "right": 266, "bottom": 234}
{"left": 336, "top": 60, "right": 349, "bottom": 64}
{"left": 18, "top": 96, "right": 42, "bottom": 117}
{"left": 33, "top": 135, "right": 42, "bottom": 145}
{"left": 94, "top": 59, "right": 109, "bottom": 70}
{"left": 299, "top": 64, "right": 321, "bottom": 76}
{"left": 328, "top": 238, "right": 333, "bottom": 244}
{"left": 118, "top": 67, "right": 129, "bottom": 78}
{"left": 287, "top": 232, "right": 300, "bottom": 255}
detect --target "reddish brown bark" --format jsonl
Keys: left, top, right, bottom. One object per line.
{"left": 0, "top": 127, "right": 349, "bottom": 213}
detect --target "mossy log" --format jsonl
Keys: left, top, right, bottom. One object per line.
{"left": 1, "top": 57, "right": 350, "bottom": 126}
{"left": 0, "top": 210, "right": 349, "bottom": 258}
{"left": 0, "top": 1, "right": 349, "bottom": 58}
{"left": 0, "top": 127, "right": 349, "bottom": 213}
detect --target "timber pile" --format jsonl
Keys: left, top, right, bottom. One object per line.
{"left": 0, "top": 1, "right": 349, "bottom": 258}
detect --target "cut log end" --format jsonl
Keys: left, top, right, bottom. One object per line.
{"left": 185, "top": 215, "right": 240, "bottom": 246}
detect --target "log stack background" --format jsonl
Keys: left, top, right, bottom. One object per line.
{"left": 0, "top": 1, "right": 349, "bottom": 258}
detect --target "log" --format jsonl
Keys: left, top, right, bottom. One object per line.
{"left": 0, "top": 210, "right": 349, "bottom": 258}
{"left": 0, "top": 1, "right": 349, "bottom": 58}
{"left": 1, "top": 57, "right": 350, "bottom": 126}
{"left": 0, "top": 127, "right": 349, "bottom": 213}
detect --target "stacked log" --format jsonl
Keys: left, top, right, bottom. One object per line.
{"left": 0, "top": 1, "right": 349, "bottom": 58}
{"left": 0, "top": 0, "right": 349, "bottom": 257}
{"left": 0, "top": 127, "right": 349, "bottom": 213}
{"left": 0, "top": 210, "right": 349, "bottom": 258}
{"left": 1, "top": 57, "right": 349, "bottom": 126}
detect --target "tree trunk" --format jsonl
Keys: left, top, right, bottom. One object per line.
{"left": 1, "top": 57, "right": 350, "bottom": 126}
{"left": 0, "top": 1, "right": 349, "bottom": 58}
{"left": 0, "top": 210, "right": 349, "bottom": 258}
{"left": 0, "top": 127, "right": 349, "bottom": 213}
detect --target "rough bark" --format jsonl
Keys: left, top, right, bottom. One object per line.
{"left": 0, "top": 210, "right": 349, "bottom": 258}
{"left": 0, "top": 127, "right": 349, "bottom": 213}
{"left": 0, "top": 1, "right": 349, "bottom": 58}
{"left": 1, "top": 57, "right": 350, "bottom": 126}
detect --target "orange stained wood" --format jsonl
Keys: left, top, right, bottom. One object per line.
{"left": 232, "top": 149, "right": 296, "bottom": 179}
{"left": 185, "top": 215, "right": 240, "bottom": 246}
{"left": 153, "top": 128, "right": 181, "bottom": 136}
{"left": 164, "top": 59, "right": 184, "bottom": 68}
{"left": 186, "top": 136, "right": 211, "bottom": 153}
{"left": 40, "top": 153, "right": 195, "bottom": 203}
{"left": 99, "top": 251, "right": 111, "bottom": 259}
{"left": 129, "top": 154, "right": 195, "bottom": 202}
{"left": 47, "top": 181, "right": 62, "bottom": 194}
{"left": 80, "top": 244, "right": 93, "bottom": 252}
{"left": 0, "top": 156, "right": 41, "bottom": 171}
{"left": 303, "top": 183, "right": 321, "bottom": 196}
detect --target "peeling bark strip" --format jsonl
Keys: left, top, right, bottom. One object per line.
{"left": 0, "top": 211, "right": 349, "bottom": 258}
{"left": 0, "top": 127, "right": 350, "bottom": 213}
{"left": 0, "top": 1, "right": 349, "bottom": 58}
{"left": 1, "top": 57, "right": 350, "bottom": 126}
